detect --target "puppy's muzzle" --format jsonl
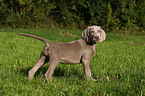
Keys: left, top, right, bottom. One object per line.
{"left": 95, "top": 36, "right": 99, "bottom": 39}
{"left": 94, "top": 36, "right": 100, "bottom": 42}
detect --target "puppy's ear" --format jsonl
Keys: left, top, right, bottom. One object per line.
{"left": 98, "top": 28, "right": 106, "bottom": 42}
{"left": 82, "top": 28, "right": 90, "bottom": 42}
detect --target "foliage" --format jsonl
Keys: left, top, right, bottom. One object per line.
{"left": 0, "top": 2, "right": 11, "bottom": 24}
{"left": 0, "top": 28, "right": 145, "bottom": 95}
{"left": 107, "top": 1, "right": 120, "bottom": 31}
{"left": 136, "top": 0, "right": 145, "bottom": 28}
{"left": 0, "top": 0, "right": 145, "bottom": 34}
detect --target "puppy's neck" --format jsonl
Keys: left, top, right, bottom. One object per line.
{"left": 82, "top": 38, "right": 97, "bottom": 46}
{"left": 80, "top": 39, "right": 96, "bottom": 47}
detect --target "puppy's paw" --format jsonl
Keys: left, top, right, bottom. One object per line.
{"left": 91, "top": 77, "right": 97, "bottom": 82}
{"left": 28, "top": 75, "right": 33, "bottom": 80}
{"left": 28, "top": 71, "right": 34, "bottom": 79}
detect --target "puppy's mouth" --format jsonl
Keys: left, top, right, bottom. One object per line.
{"left": 95, "top": 39, "right": 100, "bottom": 42}
{"left": 94, "top": 36, "right": 100, "bottom": 42}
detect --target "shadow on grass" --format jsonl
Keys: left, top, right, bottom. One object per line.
{"left": 20, "top": 66, "right": 83, "bottom": 79}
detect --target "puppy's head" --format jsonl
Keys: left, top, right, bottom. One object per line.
{"left": 82, "top": 25, "right": 106, "bottom": 45}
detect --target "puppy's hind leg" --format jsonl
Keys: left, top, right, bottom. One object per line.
{"left": 28, "top": 55, "right": 46, "bottom": 79}
{"left": 45, "top": 59, "right": 59, "bottom": 83}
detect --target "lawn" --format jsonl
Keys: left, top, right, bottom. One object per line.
{"left": 0, "top": 28, "right": 145, "bottom": 96}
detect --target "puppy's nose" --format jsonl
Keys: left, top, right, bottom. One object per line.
{"left": 95, "top": 36, "right": 99, "bottom": 39}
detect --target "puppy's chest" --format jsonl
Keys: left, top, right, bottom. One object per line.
{"left": 83, "top": 47, "right": 95, "bottom": 58}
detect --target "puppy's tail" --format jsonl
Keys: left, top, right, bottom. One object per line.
{"left": 19, "top": 33, "right": 50, "bottom": 47}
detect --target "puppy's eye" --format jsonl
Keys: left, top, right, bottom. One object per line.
{"left": 90, "top": 31, "right": 94, "bottom": 33}
{"left": 98, "top": 30, "right": 101, "bottom": 33}
{"left": 98, "top": 28, "right": 102, "bottom": 32}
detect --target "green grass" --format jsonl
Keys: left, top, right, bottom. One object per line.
{"left": 0, "top": 28, "right": 145, "bottom": 96}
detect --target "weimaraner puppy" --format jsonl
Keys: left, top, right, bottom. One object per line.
{"left": 19, "top": 25, "right": 106, "bottom": 83}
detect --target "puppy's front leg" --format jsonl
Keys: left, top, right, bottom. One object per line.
{"left": 82, "top": 58, "right": 91, "bottom": 80}
{"left": 82, "top": 58, "right": 96, "bottom": 81}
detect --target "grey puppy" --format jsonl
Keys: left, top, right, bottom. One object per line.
{"left": 19, "top": 25, "right": 106, "bottom": 83}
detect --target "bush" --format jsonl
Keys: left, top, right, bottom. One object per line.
{"left": 0, "top": 0, "right": 144, "bottom": 34}
{"left": 0, "top": 3, "right": 11, "bottom": 25}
